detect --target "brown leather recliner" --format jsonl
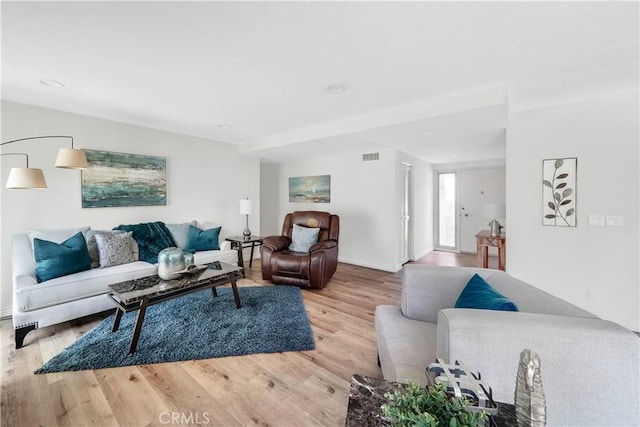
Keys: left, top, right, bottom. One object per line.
{"left": 261, "top": 211, "right": 339, "bottom": 289}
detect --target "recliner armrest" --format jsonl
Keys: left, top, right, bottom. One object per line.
{"left": 262, "top": 235, "right": 291, "bottom": 251}
{"left": 309, "top": 239, "right": 337, "bottom": 253}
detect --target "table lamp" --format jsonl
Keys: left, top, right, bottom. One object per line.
{"left": 239, "top": 198, "right": 252, "bottom": 238}
{"left": 484, "top": 203, "right": 505, "bottom": 237}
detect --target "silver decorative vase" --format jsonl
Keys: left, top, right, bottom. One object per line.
{"left": 183, "top": 251, "right": 195, "bottom": 268}
{"left": 158, "top": 247, "right": 186, "bottom": 280}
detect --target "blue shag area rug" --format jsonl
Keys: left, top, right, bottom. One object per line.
{"left": 35, "top": 285, "right": 315, "bottom": 374}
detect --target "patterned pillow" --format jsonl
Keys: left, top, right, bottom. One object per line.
{"left": 85, "top": 229, "right": 126, "bottom": 268}
{"left": 288, "top": 224, "right": 320, "bottom": 253}
{"left": 95, "top": 231, "right": 136, "bottom": 268}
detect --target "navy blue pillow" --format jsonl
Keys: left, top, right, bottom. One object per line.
{"left": 34, "top": 232, "right": 91, "bottom": 283}
{"left": 455, "top": 273, "right": 519, "bottom": 312}
{"left": 185, "top": 225, "right": 221, "bottom": 252}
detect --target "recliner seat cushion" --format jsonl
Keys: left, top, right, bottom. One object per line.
{"left": 271, "top": 251, "right": 310, "bottom": 278}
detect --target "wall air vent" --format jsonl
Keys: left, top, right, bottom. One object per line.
{"left": 362, "top": 152, "right": 380, "bottom": 162}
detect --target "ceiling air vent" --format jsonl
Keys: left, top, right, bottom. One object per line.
{"left": 362, "top": 152, "right": 380, "bottom": 162}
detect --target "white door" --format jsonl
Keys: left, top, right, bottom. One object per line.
{"left": 436, "top": 172, "right": 458, "bottom": 251}
{"left": 400, "top": 164, "right": 413, "bottom": 264}
{"left": 459, "top": 167, "right": 506, "bottom": 253}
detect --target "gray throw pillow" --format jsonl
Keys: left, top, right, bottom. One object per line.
{"left": 288, "top": 224, "right": 320, "bottom": 253}
{"left": 95, "top": 231, "right": 136, "bottom": 268}
{"left": 166, "top": 221, "right": 197, "bottom": 249}
{"left": 85, "top": 229, "right": 125, "bottom": 268}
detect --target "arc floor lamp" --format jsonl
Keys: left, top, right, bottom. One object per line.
{"left": 0, "top": 136, "right": 88, "bottom": 189}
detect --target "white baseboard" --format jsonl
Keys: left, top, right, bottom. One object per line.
{"left": 338, "top": 257, "right": 400, "bottom": 273}
{"left": 1, "top": 305, "right": 12, "bottom": 320}
{"left": 413, "top": 247, "right": 434, "bottom": 260}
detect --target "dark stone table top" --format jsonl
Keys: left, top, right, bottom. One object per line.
{"left": 345, "top": 374, "right": 516, "bottom": 427}
{"left": 108, "top": 261, "right": 241, "bottom": 304}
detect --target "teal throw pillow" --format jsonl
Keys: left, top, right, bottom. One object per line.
{"left": 455, "top": 273, "right": 519, "bottom": 312}
{"left": 185, "top": 225, "right": 221, "bottom": 252}
{"left": 34, "top": 232, "right": 92, "bottom": 283}
{"left": 288, "top": 224, "right": 320, "bottom": 253}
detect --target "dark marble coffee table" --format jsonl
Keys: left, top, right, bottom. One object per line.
{"left": 345, "top": 374, "right": 516, "bottom": 427}
{"left": 108, "top": 261, "right": 243, "bottom": 354}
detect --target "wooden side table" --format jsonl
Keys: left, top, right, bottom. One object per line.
{"left": 475, "top": 230, "right": 506, "bottom": 271}
{"left": 225, "top": 235, "right": 263, "bottom": 277}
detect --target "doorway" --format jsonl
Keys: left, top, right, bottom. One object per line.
{"left": 400, "top": 163, "right": 413, "bottom": 264}
{"left": 435, "top": 167, "right": 506, "bottom": 254}
{"left": 436, "top": 172, "right": 457, "bottom": 251}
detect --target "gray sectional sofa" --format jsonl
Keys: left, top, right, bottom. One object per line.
{"left": 375, "top": 264, "right": 639, "bottom": 426}
{"left": 12, "top": 222, "right": 238, "bottom": 349}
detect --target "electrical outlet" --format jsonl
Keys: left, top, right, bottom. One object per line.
{"left": 589, "top": 215, "right": 605, "bottom": 226}
{"left": 606, "top": 215, "right": 624, "bottom": 227}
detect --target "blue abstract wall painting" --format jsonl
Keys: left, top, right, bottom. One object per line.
{"left": 289, "top": 175, "right": 331, "bottom": 203}
{"left": 82, "top": 150, "right": 167, "bottom": 208}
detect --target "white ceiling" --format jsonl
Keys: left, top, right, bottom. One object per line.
{"left": 2, "top": 1, "right": 638, "bottom": 163}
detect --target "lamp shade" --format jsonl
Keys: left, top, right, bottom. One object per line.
{"left": 483, "top": 203, "right": 506, "bottom": 219}
{"left": 239, "top": 198, "right": 252, "bottom": 215}
{"left": 5, "top": 167, "right": 47, "bottom": 189}
{"left": 55, "top": 148, "right": 89, "bottom": 169}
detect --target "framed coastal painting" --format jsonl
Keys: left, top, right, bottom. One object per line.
{"left": 542, "top": 157, "right": 577, "bottom": 227}
{"left": 289, "top": 175, "right": 331, "bottom": 203}
{"left": 81, "top": 150, "right": 167, "bottom": 208}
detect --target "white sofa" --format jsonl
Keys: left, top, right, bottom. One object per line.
{"left": 375, "top": 264, "right": 640, "bottom": 426}
{"left": 12, "top": 223, "right": 238, "bottom": 349}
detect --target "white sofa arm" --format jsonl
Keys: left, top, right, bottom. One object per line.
{"left": 219, "top": 240, "right": 231, "bottom": 251}
{"left": 401, "top": 265, "right": 503, "bottom": 323}
{"left": 12, "top": 234, "right": 38, "bottom": 288}
{"left": 436, "top": 308, "right": 640, "bottom": 426}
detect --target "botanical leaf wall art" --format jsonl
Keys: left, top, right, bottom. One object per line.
{"left": 542, "top": 157, "right": 577, "bottom": 226}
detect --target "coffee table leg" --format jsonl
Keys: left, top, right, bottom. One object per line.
{"left": 129, "top": 300, "right": 148, "bottom": 354}
{"left": 211, "top": 286, "right": 218, "bottom": 298}
{"left": 112, "top": 308, "right": 123, "bottom": 332}
{"left": 230, "top": 279, "right": 242, "bottom": 309}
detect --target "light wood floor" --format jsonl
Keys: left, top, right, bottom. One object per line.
{"left": 1, "top": 252, "right": 487, "bottom": 427}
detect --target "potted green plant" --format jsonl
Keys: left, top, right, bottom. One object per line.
{"left": 382, "top": 382, "right": 488, "bottom": 427}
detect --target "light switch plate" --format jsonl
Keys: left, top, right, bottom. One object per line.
{"left": 589, "top": 215, "right": 605, "bottom": 226}
{"left": 606, "top": 215, "right": 624, "bottom": 227}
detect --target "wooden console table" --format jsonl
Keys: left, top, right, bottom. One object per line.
{"left": 475, "top": 230, "right": 506, "bottom": 271}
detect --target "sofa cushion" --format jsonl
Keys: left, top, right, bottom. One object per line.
{"left": 166, "top": 221, "right": 197, "bottom": 249}
{"left": 288, "top": 224, "right": 320, "bottom": 253}
{"left": 193, "top": 249, "right": 238, "bottom": 266}
{"left": 95, "top": 231, "right": 136, "bottom": 268}
{"left": 455, "top": 273, "right": 519, "bottom": 312}
{"left": 15, "top": 261, "right": 157, "bottom": 312}
{"left": 186, "top": 225, "right": 221, "bottom": 252}
{"left": 375, "top": 304, "right": 437, "bottom": 385}
{"left": 33, "top": 232, "right": 92, "bottom": 283}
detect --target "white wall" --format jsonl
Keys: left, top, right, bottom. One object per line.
{"left": 259, "top": 162, "right": 281, "bottom": 238}
{"left": 1, "top": 101, "right": 260, "bottom": 317}
{"left": 397, "top": 151, "right": 434, "bottom": 262}
{"left": 506, "top": 91, "right": 639, "bottom": 331}
{"left": 261, "top": 149, "right": 433, "bottom": 273}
